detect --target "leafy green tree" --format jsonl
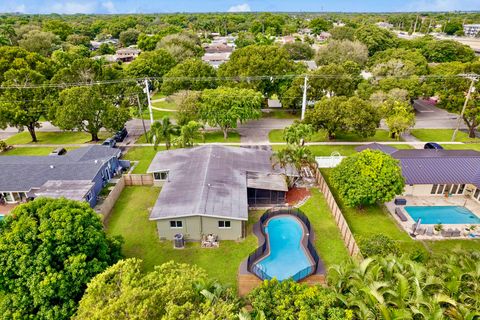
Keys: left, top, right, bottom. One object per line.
{"left": 422, "top": 40, "right": 476, "bottom": 63}
{"left": 199, "top": 87, "right": 263, "bottom": 139}
{"left": 282, "top": 122, "right": 314, "bottom": 145}
{"left": 161, "top": 58, "right": 217, "bottom": 95}
{"left": 43, "top": 19, "right": 73, "bottom": 41}
{"left": 234, "top": 31, "right": 257, "bottom": 48}
{"left": 175, "top": 90, "right": 202, "bottom": 126}
{"left": 126, "top": 49, "right": 177, "bottom": 79}
{"left": 315, "top": 40, "right": 369, "bottom": 67}
{"left": 119, "top": 28, "right": 141, "bottom": 47}
{"left": 444, "top": 21, "right": 463, "bottom": 35}
{"left": 157, "top": 32, "right": 203, "bottom": 62}
{"left": 218, "top": 45, "right": 297, "bottom": 96}
{"left": 358, "top": 234, "right": 400, "bottom": 257}
{"left": 54, "top": 86, "right": 131, "bottom": 141}
{"left": 249, "top": 279, "right": 350, "bottom": 320}
{"left": 384, "top": 101, "right": 416, "bottom": 139}
{"left": 137, "top": 26, "right": 182, "bottom": 51}
{"left": 355, "top": 25, "right": 397, "bottom": 55}
{"left": 331, "top": 149, "right": 404, "bottom": 208}
{"left": 149, "top": 116, "right": 179, "bottom": 149}
{"left": 369, "top": 48, "right": 428, "bottom": 75}
{"left": 283, "top": 42, "right": 315, "bottom": 60}
{"left": 309, "top": 17, "right": 333, "bottom": 34}
{"left": 0, "top": 198, "right": 122, "bottom": 320}
{"left": 371, "top": 59, "right": 417, "bottom": 78}
{"left": 66, "top": 34, "right": 91, "bottom": 47}
{"left": 271, "top": 145, "right": 315, "bottom": 184}
{"left": 173, "top": 120, "right": 204, "bottom": 148}
{"left": 0, "top": 24, "right": 16, "bottom": 45}
{"left": 0, "top": 68, "right": 48, "bottom": 142}
{"left": 0, "top": 46, "right": 53, "bottom": 83}
{"left": 18, "top": 30, "right": 60, "bottom": 56}
{"left": 98, "top": 42, "right": 115, "bottom": 54}
{"left": 329, "top": 26, "right": 356, "bottom": 41}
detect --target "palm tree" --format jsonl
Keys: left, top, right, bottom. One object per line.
{"left": 270, "top": 148, "right": 290, "bottom": 175}
{"left": 148, "top": 116, "right": 179, "bottom": 150}
{"left": 173, "top": 121, "right": 204, "bottom": 148}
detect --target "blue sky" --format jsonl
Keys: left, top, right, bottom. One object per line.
{"left": 1, "top": 0, "right": 480, "bottom": 14}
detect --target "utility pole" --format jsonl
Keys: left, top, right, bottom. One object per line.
{"left": 452, "top": 75, "right": 477, "bottom": 142}
{"left": 136, "top": 94, "right": 149, "bottom": 143}
{"left": 144, "top": 79, "right": 154, "bottom": 125}
{"left": 301, "top": 75, "right": 308, "bottom": 120}
{"left": 413, "top": 15, "right": 419, "bottom": 34}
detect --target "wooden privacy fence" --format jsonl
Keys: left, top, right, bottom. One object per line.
{"left": 99, "top": 176, "right": 125, "bottom": 224}
{"left": 123, "top": 174, "right": 154, "bottom": 186}
{"left": 315, "top": 169, "right": 362, "bottom": 258}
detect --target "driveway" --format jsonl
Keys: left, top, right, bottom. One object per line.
{"left": 237, "top": 118, "right": 295, "bottom": 144}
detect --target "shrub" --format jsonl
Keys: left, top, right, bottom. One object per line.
{"left": 359, "top": 234, "right": 400, "bottom": 257}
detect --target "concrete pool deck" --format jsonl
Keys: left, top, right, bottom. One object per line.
{"left": 386, "top": 195, "right": 480, "bottom": 240}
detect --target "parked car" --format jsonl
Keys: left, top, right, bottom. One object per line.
{"left": 49, "top": 147, "right": 67, "bottom": 156}
{"left": 424, "top": 142, "right": 444, "bottom": 150}
{"left": 102, "top": 138, "right": 116, "bottom": 148}
{"left": 113, "top": 127, "right": 128, "bottom": 142}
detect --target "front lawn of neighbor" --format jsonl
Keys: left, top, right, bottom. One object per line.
{"left": 320, "top": 169, "right": 480, "bottom": 256}
{"left": 272, "top": 144, "right": 413, "bottom": 157}
{"left": 151, "top": 99, "right": 178, "bottom": 111}
{"left": 269, "top": 129, "right": 399, "bottom": 143}
{"left": 410, "top": 129, "right": 480, "bottom": 143}
{"left": 6, "top": 131, "right": 110, "bottom": 145}
{"left": 262, "top": 110, "right": 300, "bottom": 120}
{"left": 139, "top": 108, "right": 177, "bottom": 121}
{"left": 443, "top": 143, "right": 480, "bottom": 152}
{"left": 106, "top": 186, "right": 259, "bottom": 287}
{"left": 135, "top": 130, "right": 241, "bottom": 144}
{"left": 0, "top": 147, "right": 78, "bottom": 156}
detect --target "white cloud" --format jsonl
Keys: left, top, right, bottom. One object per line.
{"left": 228, "top": 3, "right": 251, "bottom": 12}
{"left": 101, "top": 1, "right": 116, "bottom": 13}
{"left": 50, "top": 1, "right": 97, "bottom": 14}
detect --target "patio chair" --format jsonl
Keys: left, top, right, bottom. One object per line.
{"left": 441, "top": 229, "right": 453, "bottom": 237}
{"left": 452, "top": 229, "right": 461, "bottom": 237}
{"left": 395, "top": 207, "right": 408, "bottom": 222}
{"left": 426, "top": 226, "right": 434, "bottom": 236}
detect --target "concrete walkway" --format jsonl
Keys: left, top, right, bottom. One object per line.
{"left": 401, "top": 132, "right": 423, "bottom": 149}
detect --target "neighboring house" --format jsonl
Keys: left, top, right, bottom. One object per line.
{"left": 356, "top": 144, "right": 480, "bottom": 201}
{"left": 115, "top": 48, "right": 141, "bottom": 63}
{"left": 0, "top": 146, "right": 128, "bottom": 207}
{"left": 317, "top": 31, "right": 331, "bottom": 41}
{"left": 463, "top": 24, "right": 480, "bottom": 37}
{"left": 147, "top": 145, "right": 290, "bottom": 241}
{"left": 376, "top": 21, "right": 394, "bottom": 29}
{"left": 295, "top": 60, "right": 317, "bottom": 70}
{"left": 202, "top": 52, "right": 232, "bottom": 68}
{"left": 204, "top": 42, "right": 233, "bottom": 54}
{"left": 90, "top": 38, "right": 118, "bottom": 50}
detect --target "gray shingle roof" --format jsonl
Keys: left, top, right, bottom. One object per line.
{"left": 147, "top": 145, "right": 285, "bottom": 221}
{"left": 0, "top": 146, "right": 121, "bottom": 192}
{"left": 355, "top": 143, "right": 398, "bottom": 155}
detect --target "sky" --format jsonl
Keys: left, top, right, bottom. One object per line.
{"left": 1, "top": 0, "right": 480, "bottom": 14}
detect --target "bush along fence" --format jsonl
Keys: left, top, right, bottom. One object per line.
{"left": 315, "top": 169, "right": 363, "bottom": 259}
{"left": 247, "top": 207, "right": 320, "bottom": 281}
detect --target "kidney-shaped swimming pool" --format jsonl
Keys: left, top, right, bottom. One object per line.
{"left": 254, "top": 215, "right": 314, "bottom": 281}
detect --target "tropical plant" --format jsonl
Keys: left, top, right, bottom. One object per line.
{"left": 148, "top": 116, "right": 179, "bottom": 150}
{"left": 270, "top": 145, "right": 315, "bottom": 186}
{"left": 358, "top": 234, "right": 400, "bottom": 257}
{"left": 173, "top": 120, "right": 204, "bottom": 148}
{"left": 282, "top": 122, "right": 314, "bottom": 145}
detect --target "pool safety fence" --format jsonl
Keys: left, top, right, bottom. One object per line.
{"left": 247, "top": 207, "right": 320, "bottom": 282}
{"left": 315, "top": 169, "right": 362, "bottom": 259}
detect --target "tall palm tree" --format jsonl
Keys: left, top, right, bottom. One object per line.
{"left": 173, "top": 121, "right": 204, "bottom": 148}
{"left": 148, "top": 116, "right": 179, "bottom": 150}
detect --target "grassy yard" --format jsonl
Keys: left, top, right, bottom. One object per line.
{"left": 443, "top": 143, "right": 480, "bottom": 151}
{"left": 0, "top": 147, "right": 78, "bottom": 156}
{"left": 262, "top": 110, "right": 300, "bottom": 120}
{"left": 135, "top": 130, "right": 241, "bottom": 144}
{"left": 300, "top": 189, "right": 350, "bottom": 267}
{"left": 106, "top": 186, "right": 349, "bottom": 287}
{"left": 410, "top": 129, "right": 480, "bottom": 143}
{"left": 271, "top": 144, "right": 413, "bottom": 157}
{"left": 139, "top": 108, "right": 177, "bottom": 121}
{"left": 320, "top": 169, "right": 480, "bottom": 256}
{"left": 269, "top": 129, "right": 398, "bottom": 143}
{"left": 6, "top": 131, "right": 110, "bottom": 145}
{"left": 123, "top": 146, "right": 164, "bottom": 174}
{"left": 106, "top": 186, "right": 259, "bottom": 287}
{"left": 152, "top": 99, "right": 178, "bottom": 111}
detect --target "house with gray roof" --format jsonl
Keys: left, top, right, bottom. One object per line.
{"left": 147, "top": 145, "right": 289, "bottom": 241}
{"left": 356, "top": 144, "right": 480, "bottom": 201}
{"left": 0, "top": 145, "right": 128, "bottom": 207}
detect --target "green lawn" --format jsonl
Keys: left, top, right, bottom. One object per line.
{"left": 319, "top": 169, "right": 480, "bottom": 256}
{"left": 443, "top": 143, "right": 480, "bottom": 151}
{"left": 272, "top": 144, "right": 413, "bottom": 157}
{"left": 151, "top": 92, "right": 165, "bottom": 100}
{"left": 6, "top": 131, "right": 110, "bottom": 145}
{"left": 151, "top": 99, "right": 178, "bottom": 111}
{"left": 262, "top": 110, "right": 300, "bottom": 120}
{"left": 0, "top": 147, "right": 78, "bottom": 156}
{"left": 106, "top": 186, "right": 349, "bottom": 287}
{"left": 410, "top": 129, "right": 480, "bottom": 143}
{"left": 135, "top": 131, "right": 241, "bottom": 144}
{"left": 123, "top": 146, "right": 164, "bottom": 174}
{"left": 269, "top": 129, "right": 398, "bottom": 143}
{"left": 300, "top": 189, "right": 350, "bottom": 267}
{"left": 106, "top": 186, "right": 259, "bottom": 287}
{"left": 139, "top": 108, "right": 177, "bottom": 121}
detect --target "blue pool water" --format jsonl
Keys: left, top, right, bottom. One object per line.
{"left": 405, "top": 206, "right": 480, "bottom": 224}
{"left": 255, "top": 216, "right": 312, "bottom": 281}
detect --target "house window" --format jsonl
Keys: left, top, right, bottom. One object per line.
{"left": 170, "top": 221, "right": 183, "bottom": 228}
{"left": 218, "top": 220, "right": 231, "bottom": 228}
{"left": 475, "top": 189, "right": 480, "bottom": 200}
{"left": 445, "top": 184, "right": 452, "bottom": 194}
{"left": 430, "top": 185, "right": 438, "bottom": 194}
{"left": 85, "top": 192, "right": 92, "bottom": 202}
{"left": 154, "top": 171, "right": 169, "bottom": 181}
{"left": 451, "top": 184, "right": 458, "bottom": 194}
{"left": 1, "top": 192, "right": 13, "bottom": 203}
{"left": 436, "top": 185, "right": 445, "bottom": 195}
{"left": 458, "top": 184, "right": 465, "bottom": 194}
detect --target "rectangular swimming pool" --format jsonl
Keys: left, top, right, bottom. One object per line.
{"left": 404, "top": 206, "right": 480, "bottom": 224}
